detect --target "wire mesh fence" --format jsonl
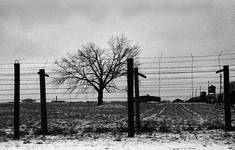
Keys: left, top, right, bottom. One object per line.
{"left": 0, "top": 53, "right": 235, "bottom": 103}
{"left": 0, "top": 53, "right": 235, "bottom": 138}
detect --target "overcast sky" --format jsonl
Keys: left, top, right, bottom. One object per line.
{"left": 0, "top": 0, "right": 235, "bottom": 63}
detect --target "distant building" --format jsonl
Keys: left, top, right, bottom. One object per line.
{"left": 51, "top": 100, "right": 66, "bottom": 103}
{"left": 136, "top": 95, "right": 161, "bottom": 103}
{"left": 187, "top": 96, "right": 201, "bottom": 103}
{"left": 173, "top": 99, "right": 184, "bottom": 103}
{"left": 22, "top": 98, "right": 36, "bottom": 103}
{"left": 208, "top": 85, "right": 216, "bottom": 94}
{"left": 204, "top": 82, "right": 235, "bottom": 104}
{"left": 207, "top": 85, "right": 216, "bottom": 103}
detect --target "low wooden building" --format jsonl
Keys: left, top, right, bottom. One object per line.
{"left": 136, "top": 95, "right": 161, "bottom": 103}
{"left": 22, "top": 98, "right": 36, "bottom": 103}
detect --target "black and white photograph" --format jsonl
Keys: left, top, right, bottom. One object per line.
{"left": 0, "top": 0, "right": 235, "bottom": 149}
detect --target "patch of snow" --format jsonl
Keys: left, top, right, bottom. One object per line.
{"left": 0, "top": 130, "right": 234, "bottom": 150}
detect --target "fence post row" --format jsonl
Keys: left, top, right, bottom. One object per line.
{"left": 14, "top": 62, "right": 20, "bottom": 140}
{"left": 216, "top": 65, "right": 232, "bottom": 131}
{"left": 38, "top": 69, "right": 49, "bottom": 135}
{"left": 127, "top": 58, "right": 135, "bottom": 137}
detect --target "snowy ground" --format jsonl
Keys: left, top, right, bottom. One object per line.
{"left": 1, "top": 103, "right": 235, "bottom": 149}
{"left": 0, "top": 130, "right": 235, "bottom": 150}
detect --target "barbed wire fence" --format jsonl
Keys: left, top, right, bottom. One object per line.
{"left": 0, "top": 52, "right": 235, "bottom": 103}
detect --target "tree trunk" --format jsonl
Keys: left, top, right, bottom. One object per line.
{"left": 97, "top": 89, "right": 103, "bottom": 106}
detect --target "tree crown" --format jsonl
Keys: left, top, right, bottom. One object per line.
{"left": 53, "top": 35, "right": 139, "bottom": 94}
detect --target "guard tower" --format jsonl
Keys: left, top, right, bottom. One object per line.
{"left": 207, "top": 85, "right": 216, "bottom": 103}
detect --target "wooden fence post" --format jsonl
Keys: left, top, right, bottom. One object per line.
{"left": 14, "top": 61, "right": 20, "bottom": 140}
{"left": 127, "top": 58, "right": 134, "bottom": 137}
{"left": 134, "top": 68, "right": 141, "bottom": 131}
{"left": 224, "top": 66, "right": 231, "bottom": 130}
{"left": 216, "top": 65, "right": 232, "bottom": 131}
{"left": 38, "top": 69, "right": 49, "bottom": 135}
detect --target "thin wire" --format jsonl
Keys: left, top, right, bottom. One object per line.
{"left": 138, "top": 52, "right": 235, "bottom": 59}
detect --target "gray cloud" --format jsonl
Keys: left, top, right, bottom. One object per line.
{"left": 0, "top": 0, "right": 113, "bottom": 62}
{"left": 0, "top": 0, "right": 110, "bottom": 27}
{"left": 119, "top": 0, "right": 213, "bottom": 18}
{"left": 0, "top": 0, "right": 235, "bottom": 62}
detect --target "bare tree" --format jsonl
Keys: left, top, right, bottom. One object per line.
{"left": 53, "top": 35, "right": 139, "bottom": 105}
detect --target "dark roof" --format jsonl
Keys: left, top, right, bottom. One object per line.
{"left": 209, "top": 85, "right": 216, "bottom": 88}
{"left": 22, "top": 98, "right": 36, "bottom": 102}
{"left": 173, "top": 99, "right": 184, "bottom": 103}
{"left": 136, "top": 95, "right": 161, "bottom": 103}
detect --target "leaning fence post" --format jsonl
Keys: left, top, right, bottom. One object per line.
{"left": 38, "top": 69, "right": 49, "bottom": 135}
{"left": 14, "top": 61, "right": 20, "bottom": 140}
{"left": 127, "top": 58, "right": 134, "bottom": 137}
{"left": 134, "top": 68, "right": 141, "bottom": 131}
{"left": 216, "top": 65, "right": 232, "bottom": 131}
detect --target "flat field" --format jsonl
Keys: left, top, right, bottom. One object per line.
{"left": 1, "top": 102, "right": 235, "bottom": 149}
{"left": 0, "top": 102, "right": 235, "bottom": 137}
